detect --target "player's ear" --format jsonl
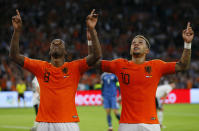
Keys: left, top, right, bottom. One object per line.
{"left": 49, "top": 49, "right": 52, "bottom": 56}
{"left": 145, "top": 48, "right": 150, "bottom": 54}
{"left": 49, "top": 43, "right": 52, "bottom": 56}
{"left": 130, "top": 49, "right": 132, "bottom": 55}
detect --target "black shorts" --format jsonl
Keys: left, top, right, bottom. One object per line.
{"left": 18, "top": 93, "right": 24, "bottom": 99}
{"left": 155, "top": 97, "right": 162, "bottom": 110}
{"left": 34, "top": 104, "right": 39, "bottom": 115}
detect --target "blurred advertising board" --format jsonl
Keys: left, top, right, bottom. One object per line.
{"left": 75, "top": 90, "right": 102, "bottom": 106}
{"left": 0, "top": 91, "right": 33, "bottom": 108}
{"left": 163, "top": 89, "right": 190, "bottom": 104}
{"left": 0, "top": 89, "right": 199, "bottom": 108}
{"left": 190, "top": 89, "right": 199, "bottom": 104}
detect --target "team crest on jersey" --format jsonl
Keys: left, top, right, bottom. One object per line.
{"left": 145, "top": 66, "right": 152, "bottom": 78}
{"left": 62, "top": 67, "right": 69, "bottom": 78}
{"left": 62, "top": 68, "right": 68, "bottom": 74}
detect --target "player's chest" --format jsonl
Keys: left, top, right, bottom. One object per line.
{"left": 117, "top": 64, "right": 158, "bottom": 85}
{"left": 40, "top": 66, "right": 76, "bottom": 84}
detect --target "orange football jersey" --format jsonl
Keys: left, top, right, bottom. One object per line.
{"left": 24, "top": 57, "right": 89, "bottom": 122}
{"left": 101, "top": 59, "right": 176, "bottom": 124}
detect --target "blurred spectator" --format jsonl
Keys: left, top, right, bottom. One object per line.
{"left": 0, "top": 0, "right": 199, "bottom": 90}
{"left": 16, "top": 78, "right": 26, "bottom": 107}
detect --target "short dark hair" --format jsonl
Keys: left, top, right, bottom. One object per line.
{"left": 134, "top": 35, "right": 150, "bottom": 49}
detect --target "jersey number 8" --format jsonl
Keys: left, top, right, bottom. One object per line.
{"left": 44, "top": 72, "right": 50, "bottom": 82}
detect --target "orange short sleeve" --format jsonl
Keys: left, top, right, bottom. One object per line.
{"left": 156, "top": 60, "right": 176, "bottom": 75}
{"left": 23, "top": 57, "right": 44, "bottom": 76}
{"left": 75, "top": 58, "right": 89, "bottom": 75}
{"left": 101, "top": 59, "right": 122, "bottom": 73}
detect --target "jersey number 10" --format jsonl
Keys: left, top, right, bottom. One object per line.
{"left": 120, "top": 73, "right": 130, "bottom": 85}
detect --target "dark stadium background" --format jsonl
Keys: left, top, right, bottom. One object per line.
{"left": 0, "top": 0, "right": 199, "bottom": 93}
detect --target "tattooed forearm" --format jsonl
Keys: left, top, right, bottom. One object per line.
{"left": 88, "top": 45, "right": 92, "bottom": 55}
{"left": 90, "top": 29, "right": 102, "bottom": 58}
{"left": 176, "top": 49, "right": 191, "bottom": 72}
{"left": 86, "top": 29, "right": 102, "bottom": 66}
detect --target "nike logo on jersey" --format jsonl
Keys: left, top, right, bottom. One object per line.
{"left": 122, "top": 68, "right": 128, "bottom": 69}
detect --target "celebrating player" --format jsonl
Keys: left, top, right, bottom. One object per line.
{"left": 101, "top": 72, "right": 121, "bottom": 131}
{"left": 10, "top": 9, "right": 101, "bottom": 131}
{"left": 94, "top": 22, "right": 194, "bottom": 131}
{"left": 156, "top": 81, "right": 176, "bottom": 128}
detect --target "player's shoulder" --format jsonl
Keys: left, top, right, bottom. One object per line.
{"left": 67, "top": 58, "right": 84, "bottom": 67}
{"left": 101, "top": 72, "right": 107, "bottom": 79}
{"left": 112, "top": 58, "right": 128, "bottom": 63}
{"left": 149, "top": 59, "right": 164, "bottom": 63}
{"left": 69, "top": 58, "right": 85, "bottom": 64}
{"left": 26, "top": 57, "right": 49, "bottom": 67}
{"left": 147, "top": 59, "right": 165, "bottom": 65}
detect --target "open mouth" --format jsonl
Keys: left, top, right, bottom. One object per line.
{"left": 134, "top": 47, "right": 139, "bottom": 50}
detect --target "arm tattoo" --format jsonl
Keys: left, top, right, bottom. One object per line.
{"left": 176, "top": 49, "right": 191, "bottom": 72}
{"left": 87, "top": 29, "right": 102, "bottom": 66}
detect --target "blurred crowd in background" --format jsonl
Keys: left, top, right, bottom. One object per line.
{"left": 0, "top": 0, "right": 199, "bottom": 91}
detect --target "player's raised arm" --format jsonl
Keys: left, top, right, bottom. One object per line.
{"left": 86, "top": 29, "right": 103, "bottom": 74}
{"left": 9, "top": 9, "right": 25, "bottom": 66}
{"left": 86, "top": 29, "right": 92, "bottom": 55}
{"left": 175, "top": 22, "right": 194, "bottom": 72}
{"left": 85, "top": 9, "right": 102, "bottom": 66}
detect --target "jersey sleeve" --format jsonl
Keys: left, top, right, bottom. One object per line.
{"left": 156, "top": 60, "right": 176, "bottom": 75}
{"left": 23, "top": 57, "right": 44, "bottom": 76}
{"left": 101, "top": 59, "right": 122, "bottom": 73}
{"left": 75, "top": 58, "right": 89, "bottom": 75}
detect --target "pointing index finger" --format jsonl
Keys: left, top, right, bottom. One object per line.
{"left": 187, "top": 22, "right": 190, "bottom": 30}
{"left": 91, "top": 9, "right": 95, "bottom": 15}
{"left": 16, "top": 9, "right": 21, "bottom": 17}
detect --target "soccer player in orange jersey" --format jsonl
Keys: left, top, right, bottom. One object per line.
{"left": 93, "top": 22, "right": 194, "bottom": 131}
{"left": 10, "top": 9, "right": 102, "bottom": 131}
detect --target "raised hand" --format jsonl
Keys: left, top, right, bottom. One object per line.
{"left": 86, "top": 9, "right": 98, "bottom": 30}
{"left": 12, "top": 9, "right": 22, "bottom": 32}
{"left": 86, "top": 29, "right": 91, "bottom": 41}
{"left": 182, "top": 22, "right": 194, "bottom": 43}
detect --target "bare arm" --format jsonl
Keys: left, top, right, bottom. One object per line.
{"left": 86, "top": 29, "right": 93, "bottom": 55}
{"left": 175, "top": 22, "right": 194, "bottom": 72}
{"left": 9, "top": 9, "right": 24, "bottom": 66}
{"left": 85, "top": 9, "right": 102, "bottom": 66}
{"left": 86, "top": 28, "right": 102, "bottom": 71}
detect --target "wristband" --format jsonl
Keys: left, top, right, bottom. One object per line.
{"left": 88, "top": 40, "right": 92, "bottom": 46}
{"left": 184, "top": 42, "right": 191, "bottom": 49}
